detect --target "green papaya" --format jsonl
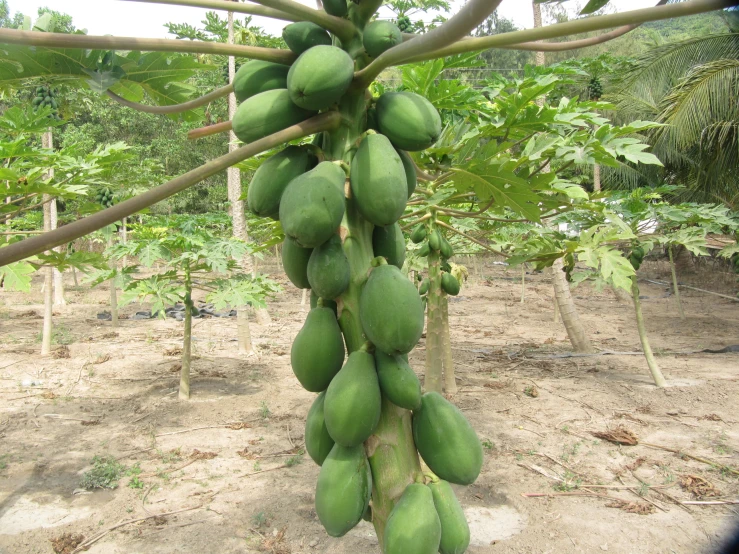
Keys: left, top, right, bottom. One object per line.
{"left": 282, "top": 21, "right": 332, "bottom": 54}
{"left": 428, "top": 229, "right": 441, "bottom": 251}
{"left": 307, "top": 234, "right": 350, "bottom": 300}
{"left": 279, "top": 161, "right": 346, "bottom": 248}
{"left": 233, "top": 60, "right": 290, "bottom": 103}
{"left": 247, "top": 146, "right": 315, "bottom": 218}
{"left": 410, "top": 224, "right": 427, "bottom": 244}
{"left": 376, "top": 91, "right": 442, "bottom": 151}
{"left": 374, "top": 349, "right": 422, "bottom": 411}
{"left": 324, "top": 351, "right": 381, "bottom": 446}
{"left": 287, "top": 46, "right": 355, "bottom": 111}
{"left": 360, "top": 264, "right": 424, "bottom": 355}
{"left": 418, "top": 242, "right": 430, "bottom": 257}
{"left": 232, "top": 89, "right": 316, "bottom": 144}
{"left": 363, "top": 20, "right": 403, "bottom": 58}
{"left": 373, "top": 222, "right": 406, "bottom": 269}
{"left": 366, "top": 106, "right": 378, "bottom": 131}
{"left": 305, "top": 391, "right": 335, "bottom": 466}
{"left": 281, "top": 236, "right": 313, "bottom": 289}
{"left": 441, "top": 273, "right": 460, "bottom": 296}
{"left": 413, "top": 392, "right": 483, "bottom": 485}
{"left": 322, "top": 0, "right": 348, "bottom": 17}
{"left": 419, "top": 278, "right": 430, "bottom": 295}
{"left": 383, "top": 483, "right": 441, "bottom": 554}
{"left": 290, "top": 307, "right": 345, "bottom": 392}
{"left": 440, "top": 235, "right": 454, "bottom": 259}
{"left": 397, "top": 149, "right": 417, "bottom": 198}
{"left": 315, "top": 444, "right": 372, "bottom": 537}
{"left": 429, "top": 480, "right": 471, "bottom": 554}
{"left": 350, "top": 133, "right": 407, "bottom": 227}
{"left": 310, "top": 290, "right": 338, "bottom": 315}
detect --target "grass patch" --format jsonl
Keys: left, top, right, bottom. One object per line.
{"left": 80, "top": 455, "right": 126, "bottom": 490}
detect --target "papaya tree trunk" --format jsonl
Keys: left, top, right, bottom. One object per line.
{"left": 630, "top": 276, "right": 666, "bottom": 387}
{"left": 668, "top": 245, "right": 685, "bottom": 320}
{"left": 179, "top": 263, "right": 192, "bottom": 400}
{"left": 50, "top": 198, "right": 65, "bottom": 306}
{"left": 40, "top": 129, "right": 54, "bottom": 356}
{"left": 552, "top": 258, "right": 594, "bottom": 353}
{"left": 520, "top": 264, "right": 526, "bottom": 303}
{"left": 107, "top": 234, "right": 118, "bottom": 327}
{"left": 424, "top": 247, "right": 444, "bottom": 394}
{"left": 593, "top": 163, "right": 601, "bottom": 192}
{"left": 440, "top": 293, "right": 456, "bottom": 395}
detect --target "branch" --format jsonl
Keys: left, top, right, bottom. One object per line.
{"left": 105, "top": 85, "right": 233, "bottom": 115}
{"left": 0, "top": 29, "right": 296, "bottom": 64}
{"left": 0, "top": 112, "right": 342, "bottom": 268}
{"left": 188, "top": 120, "right": 233, "bottom": 140}
{"left": 120, "top": 0, "right": 301, "bottom": 23}
{"left": 247, "top": 0, "right": 356, "bottom": 41}
{"left": 436, "top": 220, "right": 509, "bottom": 258}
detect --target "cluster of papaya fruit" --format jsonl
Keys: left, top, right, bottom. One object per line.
{"left": 588, "top": 76, "right": 603, "bottom": 100}
{"left": 628, "top": 244, "right": 645, "bottom": 270}
{"left": 32, "top": 85, "right": 61, "bottom": 119}
{"left": 396, "top": 14, "right": 413, "bottom": 33}
{"left": 412, "top": 225, "right": 461, "bottom": 299}
{"left": 94, "top": 187, "right": 115, "bottom": 208}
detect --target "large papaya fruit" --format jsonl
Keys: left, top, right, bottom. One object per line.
{"left": 397, "top": 149, "right": 417, "bottom": 198}
{"left": 290, "top": 307, "right": 345, "bottom": 392}
{"left": 322, "top": 0, "right": 348, "bottom": 18}
{"left": 374, "top": 350, "right": 422, "bottom": 411}
{"left": 324, "top": 351, "right": 381, "bottom": 447}
{"left": 281, "top": 236, "right": 313, "bottom": 289}
{"left": 363, "top": 20, "right": 402, "bottom": 58}
{"left": 383, "top": 483, "right": 442, "bottom": 554}
{"left": 360, "top": 264, "right": 424, "bottom": 355}
{"left": 429, "top": 480, "right": 471, "bottom": 554}
{"left": 305, "top": 391, "right": 335, "bottom": 466}
{"left": 315, "top": 444, "right": 372, "bottom": 537}
{"left": 350, "top": 133, "right": 407, "bottom": 227}
{"left": 442, "top": 272, "right": 460, "bottom": 296}
{"left": 372, "top": 222, "right": 406, "bottom": 269}
{"left": 287, "top": 46, "right": 355, "bottom": 111}
{"left": 232, "top": 89, "right": 316, "bottom": 144}
{"left": 440, "top": 235, "right": 454, "bottom": 259}
{"left": 310, "top": 290, "right": 338, "bottom": 316}
{"left": 376, "top": 91, "right": 442, "bottom": 151}
{"left": 233, "top": 60, "right": 290, "bottom": 103}
{"left": 279, "top": 161, "right": 346, "bottom": 248}
{"left": 282, "top": 21, "right": 332, "bottom": 54}
{"left": 307, "top": 234, "right": 350, "bottom": 300}
{"left": 247, "top": 146, "right": 315, "bottom": 218}
{"left": 412, "top": 392, "right": 483, "bottom": 485}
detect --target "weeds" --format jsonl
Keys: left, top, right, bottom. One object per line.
{"left": 259, "top": 401, "right": 271, "bottom": 420}
{"left": 482, "top": 440, "right": 495, "bottom": 450}
{"left": 286, "top": 452, "right": 304, "bottom": 467}
{"left": 553, "top": 471, "right": 582, "bottom": 492}
{"left": 80, "top": 455, "right": 126, "bottom": 490}
{"left": 252, "top": 511, "right": 269, "bottom": 528}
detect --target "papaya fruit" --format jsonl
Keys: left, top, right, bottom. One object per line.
{"left": 350, "top": 133, "right": 407, "bottom": 227}
{"left": 287, "top": 46, "right": 355, "bottom": 111}
{"left": 383, "top": 483, "right": 442, "bottom": 554}
{"left": 315, "top": 443, "right": 372, "bottom": 537}
{"left": 310, "top": 289, "right": 338, "bottom": 316}
{"left": 441, "top": 272, "right": 460, "bottom": 296}
{"left": 360, "top": 264, "right": 424, "bottom": 355}
{"left": 233, "top": 60, "right": 290, "bottom": 103}
{"left": 376, "top": 91, "right": 442, "bottom": 151}
{"left": 412, "top": 392, "right": 483, "bottom": 485}
{"left": 305, "top": 391, "right": 335, "bottom": 466}
{"left": 440, "top": 235, "right": 454, "bottom": 259}
{"left": 290, "top": 307, "right": 345, "bottom": 392}
{"left": 281, "top": 236, "right": 313, "bottom": 289}
{"left": 418, "top": 242, "right": 430, "bottom": 257}
{"left": 232, "top": 89, "right": 316, "bottom": 144}
{"left": 247, "top": 146, "right": 315, "bottom": 218}
{"left": 282, "top": 21, "right": 332, "bottom": 54}
{"left": 324, "top": 351, "right": 381, "bottom": 446}
{"left": 419, "top": 278, "right": 430, "bottom": 295}
{"left": 372, "top": 222, "right": 406, "bottom": 269}
{"left": 363, "top": 20, "right": 402, "bottom": 58}
{"left": 397, "top": 149, "right": 417, "bottom": 198}
{"left": 322, "top": 0, "right": 348, "bottom": 17}
{"left": 429, "top": 480, "right": 471, "bottom": 554}
{"left": 428, "top": 229, "right": 441, "bottom": 251}
{"left": 374, "top": 349, "right": 422, "bottom": 411}
{"left": 307, "top": 234, "right": 350, "bottom": 300}
{"left": 279, "top": 161, "right": 346, "bottom": 248}
{"left": 410, "top": 224, "right": 427, "bottom": 244}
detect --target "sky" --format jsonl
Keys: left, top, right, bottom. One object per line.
{"left": 8, "top": 0, "right": 655, "bottom": 39}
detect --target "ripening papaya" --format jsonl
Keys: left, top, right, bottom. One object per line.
{"left": 374, "top": 349, "right": 422, "bottom": 411}
{"left": 324, "top": 351, "right": 381, "bottom": 446}
{"left": 232, "top": 89, "right": 316, "bottom": 144}
{"left": 429, "top": 480, "right": 471, "bottom": 554}
{"left": 315, "top": 444, "right": 372, "bottom": 537}
{"left": 441, "top": 272, "right": 460, "bottom": 296}
{"left": 410, "top": 224, "right": 427, "bottom": 244}
{"left": 233, "top": 60, "right": 290, "bottom": 103}
{"left": 290, "top": 307, "right": 345, "bottom": 392}
{"left": 397, "top": 149, "right": 417, "bottom": 198}
{"left": 373, "top": 222, "right": 406, "bottom": 269}
{"left": 281, "top": 236, "right": 313, "bottom": 289}
{"left": 419, "top": 278, "right": 430, "bottom": 295}
{"left": 440, "top": 235, "right": 454, "bottom": 259}
{"left": 350, "top": 134, "right": 407, "bottom": 227}
{"left": 307, "top": 234, "right": 350, "bottom": 300}
{"left": 282, "top": 21, "right": 332, "bottom": 54}
{"left": 279, "top": 162, "right": 346, "bottom": 248}
{"left": 305, "top": 391, "right": 335, "bottom": 466}
{"left": 360, "top": 264, "right": 424, "bottom": 356}
{"left": 413, "top": 392, "right": 483, "bottom": 485}
{"left": 418, "top": 242, "right": 430, "bottom": 257}
{"left": 287, "top": 46, "right": 355, "bottom": 111}
{"left": 310, "top": 290, "right": 338, "bottom": 316}
{"left": 322, "top": 0, "right": 348, "bottom": 17}
{"left": 428, "top": 229, "right": 441, "bottom": 251}
{"left": 247, "top": 146, "right": 316, "bottom": 218}
{"left": 363, "top": 20, "right": 402, "bottom": 58}
{"left": 376, "top": 91, "right": 442, "bottom": 151}
{"left": 383, "top": 483, "right": 442, "bottom": 554}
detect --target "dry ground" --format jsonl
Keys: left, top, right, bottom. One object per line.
{"left": 0, "top": 257, "right": 737, "bottom": 554}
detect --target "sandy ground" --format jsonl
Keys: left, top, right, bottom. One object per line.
{"left": 0, "top": 257, "right": 738, "bottom": 554}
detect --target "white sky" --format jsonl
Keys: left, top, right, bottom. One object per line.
{"left": 9, "top": 0, "right": 656, "bottom": 39}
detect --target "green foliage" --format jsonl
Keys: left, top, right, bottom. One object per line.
{"left": 80, "top": 455, "right": 126, "bottom": 490}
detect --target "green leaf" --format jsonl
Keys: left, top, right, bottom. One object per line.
{"left": 0, "top": 261, "right": 35, "bottom": 292}
{"left": 450, "top": 168, "right": 543, "bottom": 222}
{"left": 579, "top": 0, "right": 610, "bottom": 15}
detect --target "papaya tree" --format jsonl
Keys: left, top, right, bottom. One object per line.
{"left": 0, "top": 0, "right": 734, "bottom": 549}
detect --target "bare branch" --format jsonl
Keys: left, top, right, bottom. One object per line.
{"left": 246, "top": 0, "right": 356, "bottom": 41}
{"left": 188, "top": 120, "right": 233, "bottom": 140}
{"left": 120, "top": 0, "right": 300, "bottom": 23}
{"left": 105, "top": 85, "right": 233, "bottom": 115}
{"left": 0, "top": 112, "right": 342, "bottom": 268}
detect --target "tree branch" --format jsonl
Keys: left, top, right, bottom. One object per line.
{"left": 105, "top": 85, "right": 233, "bottom": 115}
{"left": 436, "top": 220, "right": 509, "bottom": 258}
{"left": 188, "top": 120, "right": 233, "bottom": 140}
{"left": 121, "top": 0, "right": 301, "bottom": 23}
{"left": 247, "top": 0, "right": 356, "bottom": 41}
{"left": 0, "top": 112, "right": 342, "bottom": 268}
{"left": 0, "top": 29, "right": 296, "bottom": 64}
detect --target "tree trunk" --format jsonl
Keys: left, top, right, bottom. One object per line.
{"left": 441, "top": 293, "right": 456, "bottom": 395}
{"left": 41, "top": 130, "right": 54, "bottom": 355}
{"left": 520, "top": 264, "right": 526, "bottom": 303}
{"left": 107, "top": 235, "right": 118, "bottom": 327}
{"left": 180, "top": 264, "right": 193, "bottom": 400}
{"left": 532, "top": 2, "right": 546, "bottom": 67}
{"left": 552, "top": 258, "right": 594, "bottom": 353}
{"left": 50, "top": 198, "right": 65, "bottom": 306}
{"left": 630, "top": 276, "right": 666, "bottom": 387}
{"left": 674, "top": 244, "right": 695, "bottom": 275}
{"left": 668, "top": 245, "right": 685, "bottom": 320}
{"left": 424, "top": 247, "right": 443, "bottom": 394}
{"left": 237, "top": 309, "right": 253, "bottom": 353}
{"left": 593, "top": 163, "right": 601, "bottom": 192}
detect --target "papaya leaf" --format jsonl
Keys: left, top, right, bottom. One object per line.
{"left": 579, "top": 0, "right": 610, "bottom": 15}
{"left": 0, "top": 261, "right": 35, "bottom": 292}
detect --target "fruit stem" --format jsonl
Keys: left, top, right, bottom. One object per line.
{"left": 371, "top": 256, "right": 388, "bottom": 267}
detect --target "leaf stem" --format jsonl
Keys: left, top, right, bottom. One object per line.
{"left": 120, "top": 0, "right": 301, "bottom": 23}
{"left": 436, "top": 220, "right": 509, "bottom": 258}
{"left": 105, "top": 85, "right": 233, "bottom": 115}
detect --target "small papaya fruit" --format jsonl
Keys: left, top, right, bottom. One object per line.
{"left": 429, "top": 480, "right": 471, "bottom": 554}
{"left": 287, "top": 46, "right": 355, "bottom": 110}
{"left": 419, "top": 278, "right": 430, "bottom": 295}
{"left": 232, "top": 89, "right": 316, "bottom": 144}
{"left": 291, "top": 307, "right": 345, "bottom": 392}
{"left": 374, "top": 349, "right": 422, "bottom": 411}
{"left": 428, "top": 229, "right": 441, "bottom": 251}
{"left": 410, "top": 224, "right": 427, "bottom": 244}
{"left": 233, "top": 60, "right": 290, "bottom": 103}
{"left": 247, "top": 146, "right": 315, "bottom": 218}
{"left": 440, "top": 235, "right": 454, "bottom": 259}
{"left": 418, "top": 242, "right": 430, "bottom": 257}
{"left": 363, "top": 20, "right": 402, "bottom": 58}
{"left": 441, "top": 272, "right": 460, "bottom": 296}
{"left": 310, "top": 290, "right": 338, "bottom": 316}
{"left": 383, "top": 483, "right": 441, "bottom": 554}
{"left": 282, "top": 21, "right": 332, "bottom": 54}
{"left": 397, "top": 149, "right": 417, "bottom": 198}
{"left": 305, "top": 391, "right": 335, "bottom": 466}
{"left": 281, "top": 236, "right": 313, "bottom": 289}
{"left": 322, "top": 0, "right": 348, "bottom": 17}
{"left": 376, "top": 91, "right": 442, "bottom": 151}
{"left": 307, "top": 234, "right": 350, "bottom": 300}
{"left": 373, "top": 222, "right": 406, "bottom": 269}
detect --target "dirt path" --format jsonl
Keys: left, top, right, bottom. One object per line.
{"left": 1, "top": 259, "right": 737, "bottom": 554}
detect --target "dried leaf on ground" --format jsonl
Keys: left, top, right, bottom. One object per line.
{"left": 483, "top": 381, "right": 507, "bottom": 389}
{"left": 260, "top": 528, "right": 290, "bottom": 554}
{"left": 93, "top": 353, "right": 111, "bottom": 365}
{"left": 99, "top": 332, "right": 118, "bottom": 339}
{"left": 606, "top": 499, "right": 655, "bottom": 515}
{"left": 591, "top": 425, "right": 638, "bottom": 446}
{"left": 164, "top": 347, "right": 182, "bottom": 357}
{"left": 191, "top": 449, "right": 217, "bottom": 460}
{"left": 52, "top": 346, "right": 70, "bottom": 359}
{"left": 227, "top": 422, "right": 252, "bottom": 430}
{"left": 81, "top": 419, "right": 100, "bottom": 426}
{"left": 237, "top": 447, "right": 256, "bottom": 459}
{"left": 42, "top": 391, "right": 57, "bottom": 400}
{"left": 699, "top": 414, "right": 723, "bottom": 422}
{"left": 169, "top": 363, "right": 182, "bottom": 373}
{"left": 50, "top": 532, "right": 84, "bottom": 554}
{"left": 624, "top": 456, "right": 648, "bottom": 471}
{"left": 679, "top": 474, "right": 721, "bottom": 498}
{"left": 524, "top": 385, "right": 539, "bottom": 398}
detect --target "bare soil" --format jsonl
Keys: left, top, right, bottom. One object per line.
{"left": 1, "top": 257, "right": 738, "bottom": 554}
